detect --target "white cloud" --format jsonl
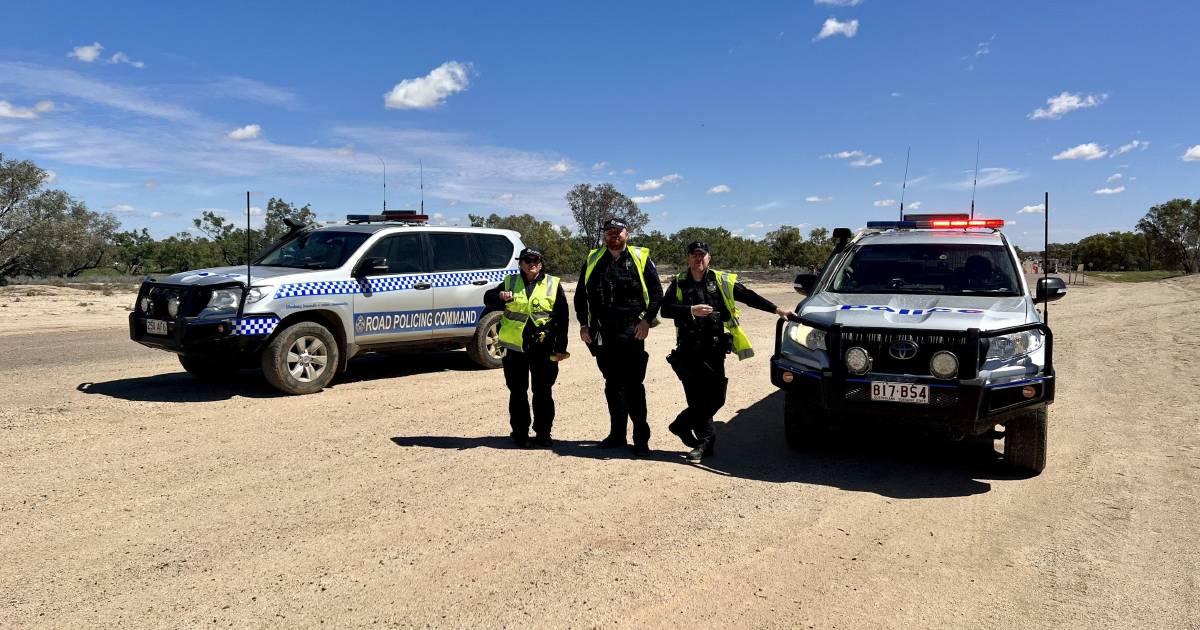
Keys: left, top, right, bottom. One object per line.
{"left": 42, "top": 170, "right": 57, "bottom": 184}
{"left": 661, "top": 173, "right": 683, "bottom": 183}
{"left": 1053, "top": 142, "right": 1107, "bottom": 160}
{"left": 945, "top": 167, "right": 1027, "bottom": 190}
{"left": 851, "top": 155, "right": 883, "bottom": 167}
{"left": 814, "top": 17, "right": 859, "bottom": 40}
{"left": 335, "top": 145, "right": 354, "bottom": 156}
{"left": 433, "top": 212, "right": 445, "bottom": 220}
{"left": 636, "top": 178, "right": 663, "bottom": 191}
{"left": 0, "top": 100, "right": 41, "bottom": 119}
{"left": 108, "top": 52, "right": 145, "bottom": 69}
{"left": 227, "top": 124, "right": 262, "bottom": 140}
{"left": 1094, "top": 186, "right": 1125, "bottom": 195}
{"left": 496, "top": 192, "right": 515, "bottom": 202}
{"left": 805, "top": 195, "right": 831, "bottom": 203}
{"left": 890, "top": 92, "right": 903, "bottom": 97}
{"left": 68, "top": 42, "right": 104, "bottom": 63}
{"left": 112, "top": 204, "right": 135, "bottom": 213}
{"left": 632, "top": 194, "right": 665, "bottom": 204}
{"left": 1029, "top": 91, "right": 1107, "bottom": 120}
{"left": 873, "top": 199, "right": 896, "bottom": 207}
{"left": 746, "top": 221, "right": 765, "bottom": 228}
{"left": 708, "top": 184, "right": 731, "bottom": 194}
{"left": 908, "top": 201, "right": 922, "bottom": 210}
{"left": 1106, "top": 172, "right": 1123, "bottom": 182}
{"left": 35, "top": 100, "right": 55, "bottom": 113}
{"left": 1113, "top": 139, "right": 1149, "bottom": 156}
{"left": 0, "top": 61, "right": 195, "bottom": 121}
{"left": 591, "top": 161, "right": 608, "bottom": 171}
{"left": 1183, "top": 145, "right": 1200, "bottom": 162}
{"left": 821, "top": 149, "right": 863, "bottom": 159}
{"left": 384, "top": 61, "right": 472, "bottom": 109}
{"left": 623, "top": 168, "right": 636, "bottom": 175}
{"left": 814, "top": 0, "right": 861, "bottom": 5}
{"left": 873, "top": 180, "right": 882, "bottom": 187}
{"left": 249, "top": 206, "right": 263, "bottom": 216}
{"left": 550, "top": 158, "right": 571, "bottom": 173}
{"left": 754, "top": 201, "right": 783, "bottom": 211}
{"left": 149, "top": 211, "right": 163, "bottom": 219}
{"left": 1018, "top": 204, "right": 1044, "bottom": 214}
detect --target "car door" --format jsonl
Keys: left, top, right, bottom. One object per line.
{"left": 352, "top": 232, "right": 433, "bottom": 345}
{"left": 426, "top": 232, "right": 513, "bottom": 340}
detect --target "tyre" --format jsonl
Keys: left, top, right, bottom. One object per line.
{"left": 260, "top": 321, "right": 340, "bottom": 395}
{"left": 783, "top": 388, "right": 826, "bottom": 451}
{"left": 1004, "top": 406, "right": 1047, "bottom": 474}
{"left": 466, "top": 310, "right": 505, "bottom": 369}
{"left": 178, "top": 355, "right": 236, "bottom": 381}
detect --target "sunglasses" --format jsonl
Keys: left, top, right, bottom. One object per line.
{"left": 520, "top": 256, "right": 543, "bottom": 264}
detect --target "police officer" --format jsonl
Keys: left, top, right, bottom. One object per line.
{"left": 485, "top": 247, "right": 569, "bottom": 447}
{"left": 575, "top": 218, "right": 664, "bottom": 454}
{"left": 661, "top": 241, "right": 791, "bottom": 462}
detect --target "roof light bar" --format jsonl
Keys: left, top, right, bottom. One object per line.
{"left": 866, "top": 217, "right": 1005, "bottom": 230}
{"left": 928, "top": 219, "right": 1004, "bottom": 228}
{"left": 866, "top": 221, "right": 917, "bottom": 229}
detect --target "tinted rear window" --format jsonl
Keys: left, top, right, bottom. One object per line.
{"left": 475, "top": 234, "right": 515, "bottom": 269}
{"left": 428, "top": 233, "right": 476, "bottom": 271}
{"left": 830, "top": 243, "right": 1020, "bottom": 295}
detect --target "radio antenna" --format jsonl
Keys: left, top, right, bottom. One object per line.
{"left": 970, "top": 140, "right": 981, "bottom": 219}
{"left": 376, "top": 156, "right": 387, "bottom": 212}
{"left": 898, "top": 147, "right": 911, "bottom": 220}
{"left": 245, "top": 191, "right": 252, "bottom": 292}
{"left": 419, "top": 158, "right": 424, "bottom": 215}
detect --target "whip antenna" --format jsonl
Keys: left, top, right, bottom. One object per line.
{"left": 898, "top": 147, "right": 911, "bottom": 220}
{"left": 245, "top": 191, "right": 252, "bottom": 291}
{"left": 419, "top": 158, "right": 424, "bottom": 215}
{"left": 970, "top": 140, "right": 980, "bottom": 220}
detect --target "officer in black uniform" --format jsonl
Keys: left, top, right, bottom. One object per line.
{"left": 484, "top": 247, "right": 569, "bottom": 447}
{"left": 661, "top": 241, "right": 791, "bottom": 462}
{"left": 575, "top": 218, "right": 663, "bottom": 454}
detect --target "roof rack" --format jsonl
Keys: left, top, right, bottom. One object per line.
{"left": 346, "top": 209, "right": 429, "bottom": 225}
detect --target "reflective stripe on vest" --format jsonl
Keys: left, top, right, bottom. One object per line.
{"left": 583, "top": 246, "right": 651, "bottom": 324}
{"left": 674, "top": 269, "right": 755, "bottom": 361}
{"left": 498, "top": 273, "right": 559, "bottom": 352}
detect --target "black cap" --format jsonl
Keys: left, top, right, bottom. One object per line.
{"left": 517, "top": 247, "right": 544, "bottom": 261}
{"left": 687, "top": 241, "right": 710, "bottom": 254}
{"left": 601, "top": 217, "right": 628, "bottom": 231}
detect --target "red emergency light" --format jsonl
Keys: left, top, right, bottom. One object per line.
{"left": 928, "top": 219, "right": 1005, "bottom": 228}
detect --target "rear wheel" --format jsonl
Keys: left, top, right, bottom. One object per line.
{"left": 178, "top": 355, "right": 236, "bottom": 381}
{"left": 784, "top": 388, "right": 827, "bottom": 451}
{"left": 466, "top": 310, "right": 505, "bottom": 369}
{"left": 1004, "top": 406, "right": 1048, "bottom": 474}
{"left": 261, "top": 321, "right": 340, "bottom": 395}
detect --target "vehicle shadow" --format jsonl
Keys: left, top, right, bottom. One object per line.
{"left": 77, "top": 351, "right": 482, "bottom": 402}
{"left": 390, "top": 391, "right": 1021, "bottom": 499}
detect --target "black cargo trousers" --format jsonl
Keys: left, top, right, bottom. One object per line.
{"left": 594, "top": 334, "right": 651, "bottom": 446}
{"left": 668, "top": 340, "right": 729, "bottom": 442}
{"left": 502, "top": 349, "right": 560, "bottom": 439}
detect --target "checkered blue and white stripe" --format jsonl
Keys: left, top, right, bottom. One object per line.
{"left": 234, "top": 316, "right": 281, "bottom": 336}
{"left": 274, "top": 269, "right": 516, "bottom": 299}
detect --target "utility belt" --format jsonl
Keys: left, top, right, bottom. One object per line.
{"left": 675, "top": 329, "right": 732, "bottom": 354}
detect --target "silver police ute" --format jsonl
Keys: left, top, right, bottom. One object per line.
{"left": 771, "top": 215, "right": 1067, "bottom": 474}
{"left": 129, "top": 211, "right": 523, "bottom": 395}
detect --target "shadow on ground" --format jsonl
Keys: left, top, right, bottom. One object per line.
{"left": 392, "top": 391, "right": 1025, "bottom": 499}
{"left": 78, "top": 350, "right": 482, "bottom": 402}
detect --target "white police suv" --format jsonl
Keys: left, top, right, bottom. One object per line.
{"left": 129, "top": 211, "right": 522, "bottom": 395}
{"left": 771, "top": 215, "right": 1067, "bottom": 474}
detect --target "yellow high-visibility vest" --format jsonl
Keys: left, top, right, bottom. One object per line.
{"left": 675, "top": 269, "right": 755, "bottom": 360}
{"left": 497, "top": 273, "right": 559, "bottom": 353}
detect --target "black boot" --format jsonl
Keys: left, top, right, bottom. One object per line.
{"left": 668, "top": 417, "right": 700, "bottom": 448}
{"left": 686, "top": 435, "right": 713, "bottom": 463}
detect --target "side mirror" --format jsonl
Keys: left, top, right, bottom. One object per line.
{"left": 1036, "top": 277, "right": 1067, "bottom": 302}
{"left": 355, "top": 257, "right": 389, "bottom": 277}
{"left": 832, "top": 227, "right": 853, "bottom": 240}
{"left": 794, "top": 273, "right": 818, "bottom": 295}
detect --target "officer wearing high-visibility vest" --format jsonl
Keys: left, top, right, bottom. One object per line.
{"left": 484, "top": 247, "right": 569, "bottom": 448}
{"left": 575, "top": 217, "right": 664, "bottom": 454}
{"left": 661, "top": 241, "right": 791, "bottom": 463}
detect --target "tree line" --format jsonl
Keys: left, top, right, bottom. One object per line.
{"left": 2, "top": 152, "right": 1197, "bottom": 281}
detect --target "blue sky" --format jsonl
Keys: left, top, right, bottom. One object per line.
{"left": 2, "top": 0, "right": 1198, "bottom": 249}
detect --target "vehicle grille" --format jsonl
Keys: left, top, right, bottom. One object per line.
{"left": 142, "top": 285, "right": 208, "bottom": 319}
{"left": 837, "top": 328, "right": 981, "bottom": 378}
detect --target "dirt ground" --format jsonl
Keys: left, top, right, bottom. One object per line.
{"left": 1, "top": 276, "right": 1197, "bottom": 628}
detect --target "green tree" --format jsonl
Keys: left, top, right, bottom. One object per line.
{"left": 566, "top": 183, "right": 648, "bottom": 248}
{"left": 764, "top": 225, "right": 805, "bottom": 267}
{"left": 1136, "top": 199, "right": 1199, "bottom": 273}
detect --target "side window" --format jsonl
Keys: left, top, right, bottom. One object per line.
{"left": 428, "top": 233, "right": 477, "bottom": 271}
{"left": 362, "top": 234, "right": 427, "bottom": 274}
{"left": 475, "top": 234, "right": 515, "bottom": 269}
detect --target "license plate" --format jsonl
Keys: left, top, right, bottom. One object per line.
{"left": 870, "top": 381, "right": 929, "bottom": 404}
{"left": 145, "top": 319, "right": 168, "bottom": 335}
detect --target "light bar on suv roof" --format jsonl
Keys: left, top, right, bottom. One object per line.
{"left": 866, "top": 218, "right": 1005, "bottom": 230}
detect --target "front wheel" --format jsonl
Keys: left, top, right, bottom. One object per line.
{"left": 1004, "top": 406, "right": 1048, "bottom": 474}
{"left": 466, "top": 310, "right": 505, "bottom": 369}
{"left": 260, "top": 321, "right": 340, "bottom": 395}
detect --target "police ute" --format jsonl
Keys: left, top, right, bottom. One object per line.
{"left": 771, "top": 215, "right": 1067, "bottom": 474}
{"left": 129, "top": 210, "right": 523, "bottom": 395}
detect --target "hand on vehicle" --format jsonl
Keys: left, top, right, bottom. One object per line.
{"left": 580, "top": 326, "right": 593, "bottom": 344}
{"left": 499, "top": 291, "right": 513, "bottom": 302}
{"left": 775, "top": 306, "right": 792, "bottom": 319}
{"left": 690, "top": 304, "right": 714, "bottom": 317}
{"left": 634, "top": 320, "right": 650, "bottom": 340}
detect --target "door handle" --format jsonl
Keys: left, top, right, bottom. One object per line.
{"left": 414, "top": 282, "right": 432, "bottom": 290}
{"left": 471, "top": 279, "right": 488, "bottom": 286}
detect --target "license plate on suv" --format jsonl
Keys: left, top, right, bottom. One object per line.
{"left": 870, "top": 382, "right": 928, "bottom": 404}
{"left": 145, "top": 319, "right": 168, "bottom": 335}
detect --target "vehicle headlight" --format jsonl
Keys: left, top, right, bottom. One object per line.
{"left": 844, "top": 346, "right": 872, "bottom": 375}
{"left": 198, "top": 287, "right": 243, "bottom": 318}
{"left": 246, "top": 286, "right": 274, "bottom": 304}
{"left": 167, "top": 297, "right": 180, "bottom": 318}
{"left": 139, "top": 296, "right": 152, "bottom": 314}
{"left": 986, "top": 330, "right": 1044, "bottom": 360}
{"left": 785, "top": 322, "right": 827, "bottom": 351}
{"left": 930, "top": 350, "right": 959, "bottom": 379}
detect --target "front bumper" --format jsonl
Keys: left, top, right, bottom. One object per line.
{"left": 129, "top": 312, "right": 271, "bottom": 358}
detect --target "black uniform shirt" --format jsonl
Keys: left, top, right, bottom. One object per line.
{"left": 483, "top": 271, "right": 569, "bottom": 354}
{"left": 661, "top": 269, "right": 778, "bottom": 346}
{"left": 574, "top": 248, "right": 663, "bottom": 341}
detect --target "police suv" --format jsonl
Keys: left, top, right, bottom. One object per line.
{"left": 129, "top": 211, "right": 522, "bottom": 395}
{"left": 771, "top": 215, "right": 1067, "bottom": 474}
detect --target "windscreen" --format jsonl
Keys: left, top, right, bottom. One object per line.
{"left": 829, "top": 243, "right": 1020, "bottom": 295}
{"left": 256, "top": 231, "right": 370, "bottom": 270}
